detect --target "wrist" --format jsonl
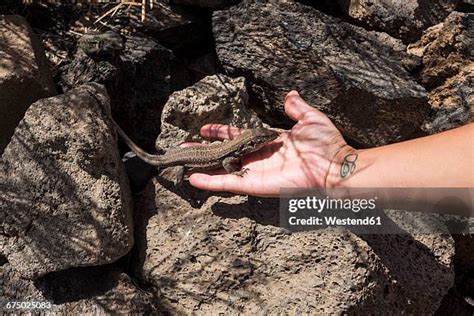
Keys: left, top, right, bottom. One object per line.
{"left": 325, "top": 145, "right": 361, "bottom": 189}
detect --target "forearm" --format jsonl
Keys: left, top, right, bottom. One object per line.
{"left": 327, "top": 124, "right": 474, "bottom": 189}
{"left": 324, "top": 124, "right": 474, "bottom": 216}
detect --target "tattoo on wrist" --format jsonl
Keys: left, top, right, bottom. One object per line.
{"left": 340, "top": 153, "right": 358, "bottom": 178}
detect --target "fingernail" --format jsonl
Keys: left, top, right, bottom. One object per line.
{"left": 285, "top": 90, "right": 300, "bottom": 101}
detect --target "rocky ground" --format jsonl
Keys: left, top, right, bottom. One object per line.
{"left": 0, "top": 0, "right": 473, "bottom": 314}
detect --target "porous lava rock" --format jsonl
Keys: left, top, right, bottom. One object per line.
{"left": 0, "top": 262, "right": 159, "bottom": 314}
{"left": 336, "top": 0, "right": 460, "bottom": 43}
{"left": 132, "top": 178, "right": 454, "bottom": 314}
{"left": 155, "top": 74, "right": 261, "bottom": 150}
{"left": 408, "top": 12, "right": 474, "bottom": 133}
{"left": 0, "top": 14, "right": 57, "bottom": 154}
{"left": 60, "top": 34, "right": 174, "bottom": 150}
{"left": 0, "top": 83, "right": 133, "bottom": 279}
{"left": 213, "top": 1, "right": 430, "bottom": 147}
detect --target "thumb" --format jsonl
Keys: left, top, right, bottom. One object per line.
{"left": 284, "top": 91, "right": 317, "bottom": 122}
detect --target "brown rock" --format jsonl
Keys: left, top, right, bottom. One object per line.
{"left": 155, "top": 74, "right": 261, "bottom": 150}
{"left": 0, "top": 83, "right": 133, "bottom": 279}
{"left": 0, "top": 14, "right": 57, "bottom": 154}
{"left": 0, "top": 262, "right": 159, "bottom": 314}
{"left": 423, "top": 68, "right": 473, "bottom": 133}
{"left": 337, "top": 0, "right": 460, "bottom": 43}
{"left": 213, "top": 1, "right": 430, "bottom": 147}
{"left": 408, "top": 12, "right": 474, "bottom": 133}
{"left": 408, "top": 12, "right": 473, "bottom": 89}
{"left": 132, "top": 178, "right": 454, "bottom": 314}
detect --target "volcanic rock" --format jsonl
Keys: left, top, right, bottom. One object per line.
{"left": 0, "top": 83, "right": 133, "bottom": 279}
{"left": 213, "top": 1, "right": 430, "bottom": 147}
{"left": 0, "top": 15, "right": 57, "bottom": 154}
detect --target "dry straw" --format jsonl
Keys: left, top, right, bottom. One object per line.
{"left": 23, "top": 0, "right": 152, "bottom": 22}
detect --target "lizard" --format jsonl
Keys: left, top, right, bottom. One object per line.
{"left": 78, "top": 30, "right": 124, "bottom": 57}
{"left": 112, "top": 119, "right": 280, "bottom": 186}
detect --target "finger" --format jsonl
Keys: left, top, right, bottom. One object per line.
{"left": 187, "top": 168, "right": 228, "bottom": 176}
{"left": 179, "top": 142, "right": 204, "bottom": 148}
{"left": 189, "top": 173, "right": 246, "bottom": 194}
{"left": 284, "top": 90, "right": 318, "bottom": 122}
{"left": 200, "top": 124, "right": 244, "bottom": 140}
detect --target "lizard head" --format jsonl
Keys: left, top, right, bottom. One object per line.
{"left": 241, "top": 128, "right": 280, "bottom": 153}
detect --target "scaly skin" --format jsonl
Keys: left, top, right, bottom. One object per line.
{"left": 112, "top": 118, "right": 279, "bottom": 184}
{"left": 78, "top": 31, "right": 124, "bottom": 56}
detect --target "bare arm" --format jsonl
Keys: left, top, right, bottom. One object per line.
{"left": 327, "top": 123, "right": 474, "bottom": 189}
{"left": 190, "top": 91, "right": 474, "bottom": 203}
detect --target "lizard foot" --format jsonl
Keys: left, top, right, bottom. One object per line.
{"left": 159, "top": 166, "right": 185, "bottom": 186}
{"left": 233, "top": 168, "right": 249, "bottom": 177}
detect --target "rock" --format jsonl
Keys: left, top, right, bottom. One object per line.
{"left": 77, "top": 31, "right": 125, "bottom": 57}
{"left": 0, "top": 83, "right": 133, "bottom": 279}
{"left": 408, "top": 12, "right": 474, "bottom": 133}
{"left": 171, "top": 0, "right": 241, "bottom": 9}
{"left": 59, "top": 50, "right": 118, "bottom": 88}
{"left": 21, "top": 3, "right": 81, "bottom": 76}
{"left": 133, "top": 2, "right": 213, "bottom": 54}
{"left": 436, "top": 284, "right": 474, "bottom": 315}
{"left": 408, "top": 12, "right": 473, "bottom": 89}
{"left": 122, "top": 155, "right": 156, "bottom": 194}
{"left": 213, "top": 1, "right": 430, "bottom": 147}
{"left": 155, "top": 74, "right": 261, "bottom": 150}
{"left": 336, "top": 0, "right": 460, "bottom": 43}
{"left": 457, "top": 0, "right": 474, "bottom": 13}
{"left": 0, "top": 262, "right": 158, "bottom": 314}
{"left": 170, "top": 53, "right": 221, "bottom": 91}
{"left": 453, "top": 230, "right": 474, "bottom": 275}
{"left": 361, "top": 233, "right": 454, "bottom": 312}
{"left": 132, "top": 178, "right": 454, "bottom": 314}
{"left": 188, "top": 53, "right": 220, "bottom": 76}
{"left": 0, "top": 14, "right": 57, "bottom": 154}
{"left": 423, "top": 68, "right": 473, "bottom": 133}
{"left": 114, "top": 35, "right": 174, "bottom": 149}
{"left": 60, "top": 34, "right": 174, "bottom": 150}
{"left": 436, "top": 229, "right": 474, "bottom": 315}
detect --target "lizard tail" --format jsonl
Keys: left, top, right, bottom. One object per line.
{"left": 111, "top": 118, "right": 165, "bottom": 167}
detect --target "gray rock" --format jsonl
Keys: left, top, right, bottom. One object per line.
{"left": 132, "top": 178, "right": 454, "bottom": 314}
{"left": 133, "top": 2, "right": 212, "bottom": 53}
{"left": 188, "top": 53, "right": 220, "bottom": 76}
{"left": 155, "top": 74, "right": 261, "bottom": 150}
{"left": 0, "top": 83, "right": 133, "bottom": 279}
{"left": 0, "top": 15, "right": 57, "bottom": 154}
{"left": 336, "top": 0, "right": 460, "bottom": 43}
{"left": 59, "top": 50, "right": 118, "bottom": 89}
{"left": 213, "top": 1, "right": 430, "bottom": 147}
{"left": 115, "top": 35, "right": 174, "bottom": 149}
{"left": 60, "top": 34, "right": 174, "bottom": 150}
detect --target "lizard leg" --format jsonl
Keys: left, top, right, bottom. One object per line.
{"left": 222, "top": 157, "right": 248, "bottom": 177}
{"left": 173, "top": 166, "right": 185, "bottom": 186}
{"left": 159, "top": 166, "right": 185, "bottom": 186}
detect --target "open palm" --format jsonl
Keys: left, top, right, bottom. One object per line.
{"left": 189, "top": 91, "right": 350, "bottom": 197}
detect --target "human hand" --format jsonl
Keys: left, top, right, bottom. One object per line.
{"left": 189, "top": 91, "right": 352, "bottom": 197}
